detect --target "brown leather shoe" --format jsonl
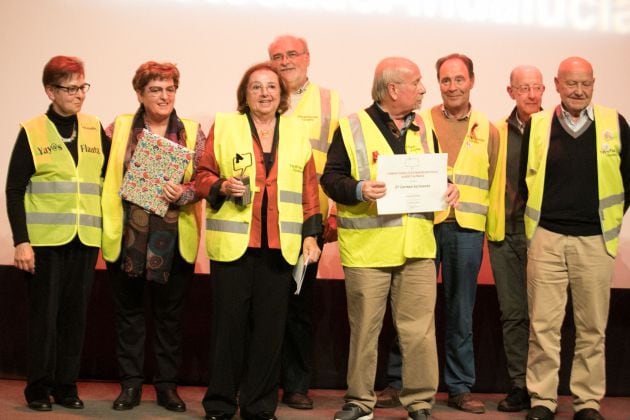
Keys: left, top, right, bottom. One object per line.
{"left": 447, "top": 392, "right": 485, "bottom": 414}
{"left": 281, "top": 392, "right": 313, "bottom": 410}
{"left": 375, "top": 386, "right": 401, "bottom": 408}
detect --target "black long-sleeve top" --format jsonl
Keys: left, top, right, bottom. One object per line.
{"left": 321, "top": 103, "right": 419, "bottom": 205}
{"left": 6, "top": 106, "right": 110, "bottom": 246}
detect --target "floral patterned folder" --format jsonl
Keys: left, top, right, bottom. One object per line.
{"left": 120, "top": 129, "right": 192, "bottom": 217}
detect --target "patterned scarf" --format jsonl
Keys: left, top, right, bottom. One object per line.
{"left": 120, "top": 106, "right": 188, "bottom": 283}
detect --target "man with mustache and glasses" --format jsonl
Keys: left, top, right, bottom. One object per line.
{"left": 268, "top": 34, "right": 341, "bottom": 411}
{"left": 521, "top": 57, "right": 630, "bottom": 420}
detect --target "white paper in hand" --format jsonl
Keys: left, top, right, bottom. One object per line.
{"left": 292, "top": 254, "right": 309, "bottom": 295}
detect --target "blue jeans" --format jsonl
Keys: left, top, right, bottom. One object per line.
{"left": 436, "top": 222, "right": 483, "bottom": 396}
{"left": 384, "top": 223, "right": 483, "bottom": 396}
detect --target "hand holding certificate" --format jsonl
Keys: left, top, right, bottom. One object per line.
{"left": 376, "top": 153, "right": 448, "bottom": 215}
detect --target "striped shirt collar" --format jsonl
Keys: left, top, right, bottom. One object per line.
{"left": 441, "top": 103, "right": 471, "bottom": 121}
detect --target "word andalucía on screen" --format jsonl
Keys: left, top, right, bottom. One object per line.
{"left": 189, "top": 0, "right": 630, "bottom": 35}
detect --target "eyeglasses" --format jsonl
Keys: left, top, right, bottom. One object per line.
{"left": 248, "top": 82, "right": 279, "bottom": 93}
{"left": 512, "top": 84, "right": 545, "bottom": 94}
{"left": 270, "top": 50, "right": 308, "bottom": 62}
{"left": 146, "top": 86, "right": 178, "bottom": 96}
{"left": 53, "top": 83, "right": 91, "bottom": 95}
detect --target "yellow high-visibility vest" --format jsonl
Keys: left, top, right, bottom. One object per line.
{"left": 205, "top": 112, "right": 313, "bottom": 264}
{"left": 291, "top": 83, "right": 341, "bottom": 218}
{"left": 102, "top": 114, "right": 202, "bottom": 263}
{"left": 486, "top": 117, "right": 509, "bottom": 241}
{"left": 422, "top": 109, "right": 491, "bottom": 232}
{"left": 336, "top": 110, "right": 436, "bottom": 267}
{"left": 23, "top": 113, "right": 104, "bottom": 247}
{"left": 524, "top": 104, "right": 625, "bottom": 256}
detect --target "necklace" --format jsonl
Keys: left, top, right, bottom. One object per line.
{"left": 259, "top": 127, "right": 272, "bottom": 138}
{"left": 60, "top": 123, "right": 77, "bottom": 143}
{"left": 253, "top": 118, "right": 276, "bottom": 139}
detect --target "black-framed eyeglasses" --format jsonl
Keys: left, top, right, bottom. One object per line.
{"left": 53, "top": 83, "right": 91, "bottom": 95}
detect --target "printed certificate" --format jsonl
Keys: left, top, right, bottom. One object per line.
{"left": 376, "top": 153, "right": 448, "bottom": 215}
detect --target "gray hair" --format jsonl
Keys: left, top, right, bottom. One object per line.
{"left": 372, "top": 57, "right": 416, "bottom": 102}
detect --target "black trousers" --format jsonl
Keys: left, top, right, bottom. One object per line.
{"left": 108, "top": 251, "right": 193, "bottom": 391}
{"left": 203, "top": 247, "right": 291, "bottom": 417}
{"left": 281, "top": 249, "right": 319, "bottom": 394}
{"left": 24, "top": 240, "right": 97, "bottom": 402}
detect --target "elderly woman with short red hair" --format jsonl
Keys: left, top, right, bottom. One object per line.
{"left": 6, "top": 55, "right": 109, "bottom": 412}
{"left": 102, "top": 61, "right": 205, "bottom": 413}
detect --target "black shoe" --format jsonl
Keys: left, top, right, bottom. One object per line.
{"left": 498, "top": 387, "right": 530, "bottom": 412}
{"left": 408, "top": 408, "right": 431, "bottom": 420}
{"left": 112, "top": 386, "right": 141, "bottom": 410}
{"left": 334, "top": 403, "right": 373, "bottom": 420}
{"left": 205, "top": 410, "right": 233, "bottom": 419}
{"left": 241, "top": 411, "right": 277, "bottom": 420}
{"left": 27, "top": 399, "right": 52, "bottom": 411}
{"left": 157, "top": 388, "right": 186, "bottom": 412}
{"left": 527, "top": 405, "right": 555, "bottom": 420}
{"left": 574, "top": 408, "right": 604, "bottom": 420}
{"left": 282, "top": 392, "right": 313, "bottom": 409}
{"left": 54, "top": 396, "right": 84, "bottom": 409}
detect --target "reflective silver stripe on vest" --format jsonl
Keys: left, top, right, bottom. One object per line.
{"left": 27, "top": 213, "right": 74, "bottom": 225}
{"left": 409, "top": 212, "right": 433, "bottom": 221}
{"left": 525, "top": 206, "right": 540, "bottom": 221}
{"left": 79, "top": 183, "right": 102, "bottom": 195}
{"left": 413, "top": 115, "right": 430, "bottom": 153}
{"left": 603, "top": 225, "right": 621, "bottom": 244}
{"left": 455, "top": 174, "right": 489, "bottom": 191}
{"left": 280, "top": 221, "right": 302, "bottom": 235}
{"left": 600, "top": 193, "right": 624, "bottom": 210}
{"left": 26, "top": 212, "right": 101, "bottom": 227}
{"left": 26, "top": 181, "right": 101, "bottom": 195}
{"left": 457, "top": 201, "right": 488, "bottom": 215}
{"left": 279, "top": 190, "right": 302, "bottom": 204}
{"left": 206, "top": 219, "right": 249, "bottom": 234}
{"left": 347, "top": 113, "right": 371, "bottom": 180}
{"left": 79, "top": 214, "right": 102, "bottom": 228}
{"left": 337, "top": 214, "right": 402, "bottom": 229}
{"left": 310, "top": 88, "right": 331, "bottom": 153}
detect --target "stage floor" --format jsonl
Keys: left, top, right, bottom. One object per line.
{"left": 1, "top": 379, "right": 629, "bottom": 419}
